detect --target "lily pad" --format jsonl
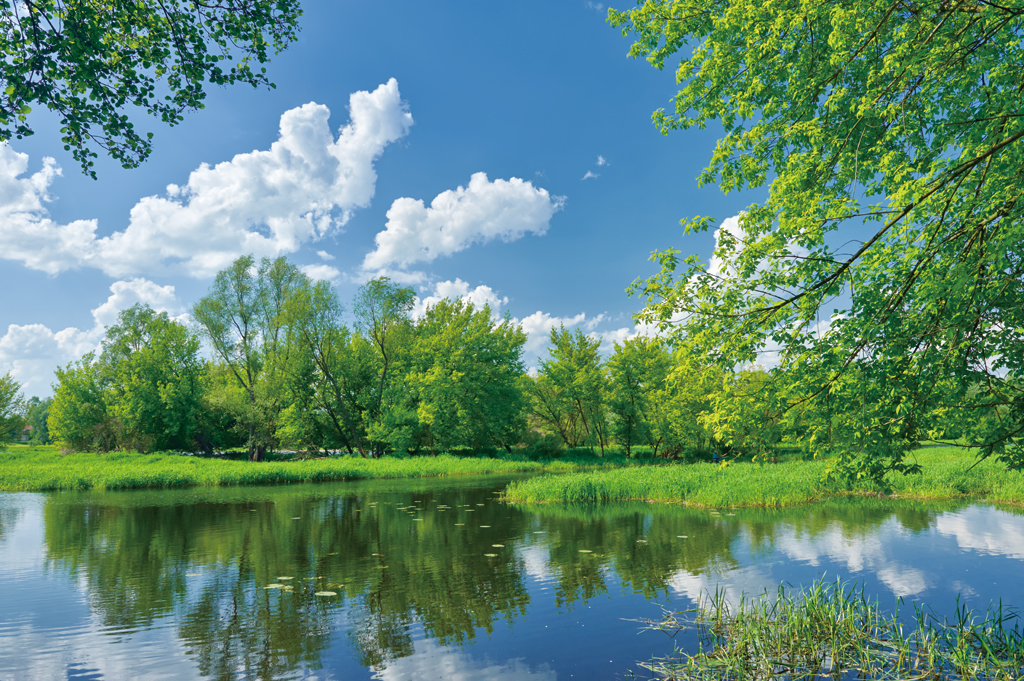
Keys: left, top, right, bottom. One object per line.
{"left": 265, "top": 584, "right": 284, "bottom": 589}
{"left": 277, "top": 576, "right": 294, "bottom": 580}
{"left": 314, "top": 591, "right": 337, "bottom": 597}
{"left": 578, "top": 549, "right": 593, "bottom": 553}
{"left": 492, "top": 544, "right": 504, "bottom": 548}
{"left": 484, "top": 553, "right": 498, "bottom": 557}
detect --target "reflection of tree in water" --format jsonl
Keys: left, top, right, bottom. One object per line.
{"left": 37, "top": 480, "right": 975, "bottom": 679}
{"left": 0, "top": 503, "right": 22, "bottom": 541}
{"left": 41, "top": 481, "right": 533, "bottom": 677}
{"left": 178, "top": 570, "right": 333, "bottom": 681}
{"left": 525, "top": 499, "right": 970, "bottom": 607}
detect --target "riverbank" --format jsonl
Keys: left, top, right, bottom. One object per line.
{"left": 502, "top": 447, "right": 1024, "bottom": 507}
{"left": 0, "top": 445, "right": 631, "bottom": 492}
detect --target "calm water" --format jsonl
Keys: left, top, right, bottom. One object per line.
{"left": 1, "top": 476, "right": 1022, "bottom": 680}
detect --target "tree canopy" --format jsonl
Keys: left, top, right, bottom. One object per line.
{"left": 615, "top": 0, "right": 1024, "bottom": 475}
{"left": 0, "top": 0, "right": 302, "bottom": 177}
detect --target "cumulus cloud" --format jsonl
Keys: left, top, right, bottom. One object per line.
{"left": 0, "top": 279, "right": 183, "bottom": 396}
{"left": 299, "top": 263, "right": 342, "bottom": 283}
{"left": 412, "top": 279, "right": 509, "bottom": 320}
{"left": 362, "top": 173, "right": 563, "bottom": 271}
{"left": 597, "top": 155, "right": 608, "bottom": 166}
{"left": 316, "top": 250, "right": 335, "bottom": 261}
{"left": 0, "top": 79, "right": 413, "bottom": 278}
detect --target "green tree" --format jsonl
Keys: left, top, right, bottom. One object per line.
{"left": 616, "top": 0, "right": 1024, "bottom": 476}
{"left": 49, "top": 354, "right": 115, "bottom": 451}
{"left": 353, "top": 277, "right": 416, "bottom": 456}
{"left": 0, "top": 372, "right": 25, "bottom": 442}
{"left": 281, "top": 279, "right": 369, "bottom": 457}
{"left": 1, "top": 0, "right": 302, "bottom": 177}
{"left": 606, "top": 337, "right": 670, "bottom": 456}
{"left": 24, "top": 396, "right": 53, "bottom": 445}
{"left": 411, "top": 299, "right": 529, "bottom": 453}
{"left": 192, "top": 255, "right": 304, "bottom": 461}
{"left": 100, "top": 304, "right": 205, "bottom": 452}
{"left": 530, "top": 326, "right": 609, "bottom": 454}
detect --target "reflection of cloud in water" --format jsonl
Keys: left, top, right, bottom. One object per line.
{"left": 0, "top": 612, "right": 197, "bottom": 680}
{"left": 876, "top": 566, "right": 928, "bottom": 598}
{"left": 520, "top": 545, "right": 552, "bottom": 583}
{"left": 935, "top": 506, "right": 1024, "bottom": 560}
{"left": 371, "top": 637, "right": 555, "bottom": 681}
{"left": 771, "top": 518, "right": 928, "bottom": 598}
{"left": 667, "top": 565, "right": 778, "bottom": 609}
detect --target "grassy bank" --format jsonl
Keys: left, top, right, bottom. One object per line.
{"left": 637, "top": 578, "right": 1023, "bottom": 680}
{"left": 0, "top": 444, "right": 621, "bottom": 493}
{"left": 503, "top": 447, "right": 1024, "bottom": 507}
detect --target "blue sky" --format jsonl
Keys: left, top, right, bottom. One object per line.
{"left": 0, "top": 0, "right": 758, "bottom": 397}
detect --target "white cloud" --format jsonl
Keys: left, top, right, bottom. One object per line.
{"left": 373, "top": 637, "right": 556, "bottom": 681}
{"left": 412, "top": 279, "right": 509, "bottom": 320}
{"left": 513, "top": 310, "right": 587, "bottom": 358}
{"left": 581, "top": 170, "right": 599, "bottom": 180}
{"left": 597, "top": 155, "right": 608, "bottom": 166}
{"left": 316, "top": 250, "right": 335, "bottom": 261}
{"left": 362, "top": 172, "right": 563, "bottom": 271}
{"left": 0, "top": 79, "right": 413, "bottom": 278}
{"left": 300, "top": 263, "right": 341, "bottom": 283}
{"left": 0, "top": 279, "right": 183, "bottom": 397}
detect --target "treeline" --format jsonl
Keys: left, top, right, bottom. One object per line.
{"left": 5, "top": 254, "right": 976, "bottom": 465}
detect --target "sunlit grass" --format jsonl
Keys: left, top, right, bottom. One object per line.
{"left": 503, "top": 447, "right": 1024, "bottom": 507}
{"left": 636, "top": 578, "right": 1024, "bottom": 680}
{"left": 0, "top": 444, "right": 627, "bottom": 492}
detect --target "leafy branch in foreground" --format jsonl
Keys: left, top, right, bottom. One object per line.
{"left": 634, "top": 578, "right": 1024, "bottom": 680}
{"left": 0, "top": 0, "right": 302, "bottom": 177}
{"left": 614, "top": 0, "right": 1024, "bottom": 478}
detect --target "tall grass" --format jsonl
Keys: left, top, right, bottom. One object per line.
{"left": 503, "top": 448, "right": 1024, "bottom": 507}
{"left": 504, "top": 460, "right": 836, "bottom": 507}
{"left": 0, "top": 445, "right": 596, "bottom": 492}
{"left": 637, "top": 578, "right": 1024, "bottom": 680}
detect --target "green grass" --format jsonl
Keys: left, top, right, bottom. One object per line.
{"left": 503, "top": 447, "right": 1024, "bottom": 507}
{"left": 0, "top": 444, "right": 611, "bottom": 492}
{"left": 637, "top": 577, "right": 1024, "bottom": 680}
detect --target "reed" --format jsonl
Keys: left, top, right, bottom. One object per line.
{"left": 636, "top": 578, "right": 1024, "bottom": 680}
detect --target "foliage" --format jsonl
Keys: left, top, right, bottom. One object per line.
{"left": 411, "top": 299, "right": 529, "bottom": 453}
{"left": 48, "top": 305, "right": 205, "bottom": 453}
{"left": 614, "top": 0, "right": 1024, "bottom": 479}
{"left": 48, "top": 353, "right": 115, "bottom": 451}
{"left": 100, "top": 304, "right": 205, "bottom": 452}
{"left": 529, "top": 326, "right": 610, "bottom": 453}
{"left": 352, "top": 276, "right": 417, "bottom": 455}
{"left": 0, "top": 372, "right": 25, "bottom": 441}
{"left": 0, "top": 0, "right": 302, "bottom": 177}
{"left": 606, "top": 337, "right": 671, "bottom": 456}
{"left": 24, "top": 396, "right": 52, "bottom": 445}
{"left": 192, "top": 255, "right": 304, "bottom": 461}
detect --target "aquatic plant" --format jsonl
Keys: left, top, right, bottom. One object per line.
{"left": 636, "top": 579, "right": 1024, "bottom": 680}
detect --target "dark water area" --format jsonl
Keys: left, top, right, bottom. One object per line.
{"left": 1, "top": 476, "right": 1022, "bottom": 680}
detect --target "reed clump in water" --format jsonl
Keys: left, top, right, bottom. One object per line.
{"left": 636, "top": 579, "right": 1023, "bottom": 680}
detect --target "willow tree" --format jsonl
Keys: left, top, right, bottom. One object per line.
{"left": 616, "top": 0, "right": 1024, "bottom": 478}
{"left": 0, "top": 0, "right": 302, "bottom": 176}
{"left": 192, "top": 255, "right": 304, "bottom": 461}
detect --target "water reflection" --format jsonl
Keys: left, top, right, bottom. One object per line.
{"left": 0, "top": 480, "right": 1021, "bottom": 680}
